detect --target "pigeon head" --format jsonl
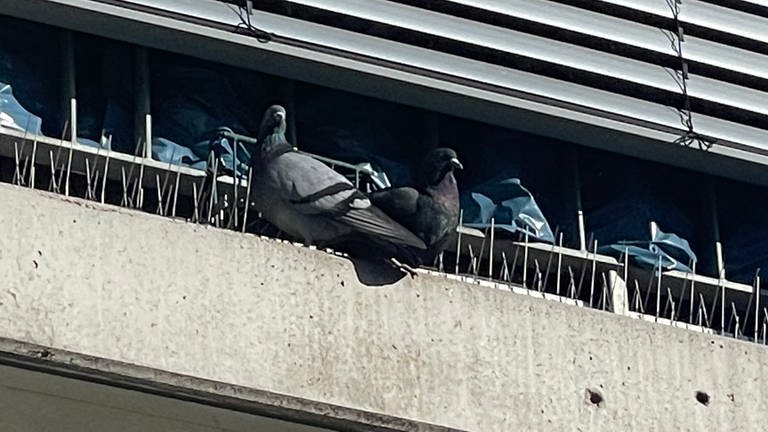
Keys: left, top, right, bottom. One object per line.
{"left": 417, "top": 147, "right": 463, "bottom": 187}
{"left": 258, "top": 104, "right": 287, "bottom": 140}
{"left": 256, "top": 104, "right": 291, "bottom": 164}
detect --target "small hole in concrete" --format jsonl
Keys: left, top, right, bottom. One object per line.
{"left": 695, "top": 391, "right": 710, "bottom": 406}
{"left": 585, "top": 388, "right": 603, "bottom": 407}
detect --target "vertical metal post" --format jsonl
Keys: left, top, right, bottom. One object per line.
{"left": 756, "top": 275, "right": 761, "bottom": 343}
{"left": 488, "top": 218, "right": 495, "bottom": 278}
{"left": 655, "top": 254, "right": 662, "bottom": 321}
{"left": 716, "top": 241, "right": 725, "bottom": 331}
{"left": 689, "top": 260, "right": 697, "bottom": 324}
{"left": 144, "top": 114, "right": 153, "bottom": 160}
{"left": 64, "top": 98, "right": 76, "bottom": 197}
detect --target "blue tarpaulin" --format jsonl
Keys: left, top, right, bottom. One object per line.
{"left": 0, "top": 82, "right": 41, "bottom": 134}
{"left": 599, "top": 224, "right": 697, "bottom": 273}
{"left": 460, "top": 177, "right": 555, "bottom": 243}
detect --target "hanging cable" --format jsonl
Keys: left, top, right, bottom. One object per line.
{"left": 666, "top": 0, "right": 717, "bottom": 150}
{"left": 225, "top": 0, "right": 276, "bottom": 43}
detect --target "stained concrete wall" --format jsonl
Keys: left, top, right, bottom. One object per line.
{"left": 0, "top": 182, "right": 766, "bottom": 431}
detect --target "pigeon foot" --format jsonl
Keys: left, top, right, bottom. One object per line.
{"left": 389, "top": 258, "right": 418, "bottom": 278}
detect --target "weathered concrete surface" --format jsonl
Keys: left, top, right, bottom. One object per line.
{"left": 0, "top": 182, "right": 767, "bottom": 431}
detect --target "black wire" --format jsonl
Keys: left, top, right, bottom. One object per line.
{"left": 667, "top": 0, "right": 717, "bottom": 151}
{"left": 225, "top": 2, "right": 276, "bottom": 43}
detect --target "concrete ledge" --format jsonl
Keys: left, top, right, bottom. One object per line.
{"left": 1, "top": 183, "right": 768, "bottom": 431}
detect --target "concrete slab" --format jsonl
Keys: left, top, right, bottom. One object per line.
{"left": 0, "top": 183, "right": 767, "bottom": 430}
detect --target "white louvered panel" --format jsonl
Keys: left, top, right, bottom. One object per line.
{"left": 439, "top": 0, "right": 768, "bottom": 82}
{"left": 284, "top": 0, "right": 768, "bottom": 117}
{"left": 286, "top": 0, "right": 682, "bottom": 93}
{"left": 440, "top": 0, "right": 680, "bottom": 57}
{"left": 598, "top": 0, "right": 768, "bottom": 47}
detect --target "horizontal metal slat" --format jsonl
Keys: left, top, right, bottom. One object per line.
{"left": 281, "top": 0, "right": 768, "bottom": 123}
{"left": 417, "top": 0, "right": 680, "bottom": 57}
{"left": 430, "top": 0, "right": 768, "bottom": 83}
{"left": 283, "top": 0, "right": 683, "bottom": 94}
{"left": 596, "top": 0, "right": 768, "bottom": 47}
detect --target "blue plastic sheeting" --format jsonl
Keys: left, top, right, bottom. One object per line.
{"left": 0, "top": 83, "right": 42, "bottom": 134}
{"left": 460, "top": 177, "right": 555, "bottom": 243}
{"left": 152, "top": 137, "right": 207, "bottom": 170}
{"left": 151, "top": 131, "right": 252, "bottom": 177}
{"left": 599, "top": 224, "right": 697, "bottom": 273}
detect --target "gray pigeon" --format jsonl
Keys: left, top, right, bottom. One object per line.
{"left": 369, "top": 148, "right": 463, "bottom": 262}
{"left": 250, "top": 105, "right": 427, "bottom": 263}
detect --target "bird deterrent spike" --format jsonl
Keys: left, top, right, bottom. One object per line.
{"left": 135, "top": 145, "right": 147, "bottom": 209}
{"left": 155, "top": 174, "right": 163, "bottom": 215}
{"left": 28, "top": 133, "right": 39, "bottom": 190}
{"left": 171, "top": 159, "right": 182, "bottom": 219}
{"left": 192, "top": 182, "right": 200, "bottom": 223}
{"left": 466, "top": 244, "right": 476, "bottom": 275}
{"left": 600, "top": 273, "right": 609, "bottom": 311}
{"left": 48, "top": 150, "right": 58, "bottom": 192}
{"left": 522, "top": 232, "right": 529, "bottom": 288}
{"left": 84, "top": 158, "right": 93, "bottom": 200}
{"left": 534, "top": 259, "right": 542, "bottom": 292}
{"left": 241, "top": 166, "right": 253, "bottom": 232}
{"left": 120, "top": 166, "right": 129, "bottom": 207}
{"left": 12, "top": 141, "right": 21, "bottom": 185}
{"left": 500, "top": 251, "right": 510, "bottom": 282}
{"left": 455, "top": 209, "right": 463, "bottom": 276}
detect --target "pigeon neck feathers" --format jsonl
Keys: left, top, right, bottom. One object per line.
{"left": 259, "top": 131, "right": 292, "bottom": 164}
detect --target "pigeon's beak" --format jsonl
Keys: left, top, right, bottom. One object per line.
{"left": 450, "top": 157, "right": 464, "bottom": 170}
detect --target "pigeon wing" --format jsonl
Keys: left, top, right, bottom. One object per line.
{"left": 268, "top": 152, "right": 362, "bottom": 215}
{"left": 369, "top": 187, "right": 420, "bottom": 219}
{"left": 268, "top": 152, "right": 426, "bottom": 249}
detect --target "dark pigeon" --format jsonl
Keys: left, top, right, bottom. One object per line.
{"left": 369, "top": 148, "right": 463, "bottom": 263}
{"left": 250, "top": 105, "right": 427, "bottom": 267}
